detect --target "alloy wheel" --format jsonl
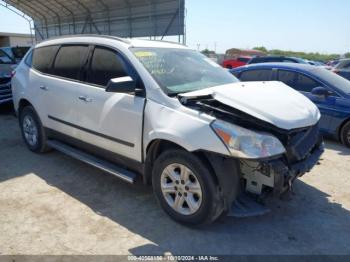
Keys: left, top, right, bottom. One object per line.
{"left": 160, "top": 163, "right": 203, "bottom": 216}
{"left": 22, "top": 115, "right": 38, "bottom": 146}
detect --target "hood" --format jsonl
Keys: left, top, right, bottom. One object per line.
{"left": 180, "top": 81, "right": 321, "bottom": 130}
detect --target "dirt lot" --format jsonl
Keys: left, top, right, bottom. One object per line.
{"left": 0, "top": 104, "right": 349, "bottom": 255}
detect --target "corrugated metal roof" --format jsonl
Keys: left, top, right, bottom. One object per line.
{"left": 2, "top": 0, "right": 185, "bottom": 41}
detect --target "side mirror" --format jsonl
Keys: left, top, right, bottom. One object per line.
{"left": 311, "top": 86, "right": 331, "bottom": 97}
{"left": 106, "top": 76, "right": 144, "bottom": 96}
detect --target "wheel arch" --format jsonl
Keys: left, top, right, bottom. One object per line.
{"left": 143, "top": 139, "right": 219, "bottom": 187}
{"left": 18, "top": 98, "right": 34, "bottom": 115}
{"left": 338, "top": 116, "right": 350, "bottom": 143}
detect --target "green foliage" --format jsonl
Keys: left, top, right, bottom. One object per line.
{"left": 253, "top": 46, "right": 268, "bottom": 53}
{"left": 345, "top": 53, "right": 350, "bottom": 59}
{"left": 253, "top": 46, "right": 340, "bottom": 62}
{"left": 201, "top": 49, "right": 215, "bottom": 56}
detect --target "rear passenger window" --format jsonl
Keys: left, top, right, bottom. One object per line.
{"left": 240, "top": 69, "right": 272, "bottom": 81}
{"left": 53, "top": 45, "right": 88, "bottom": 81}
{"left": 87, "top": 47, "right": 129, "bottom": 86}
{"left": 32, "top": 46, "right": 59, "bottom": 74}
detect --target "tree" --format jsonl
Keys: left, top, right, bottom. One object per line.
{"left": 201, "top": 49, "right": 215, "bottom": 56}
{"left": 345, "top": 53, "right": 350, "bottom": 59}
{"left": 253, "top": 46, "right": 268, "bottom": 53}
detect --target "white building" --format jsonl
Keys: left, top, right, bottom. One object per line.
{"left": 0, "top": 32, "right": 33, "bottom": 47}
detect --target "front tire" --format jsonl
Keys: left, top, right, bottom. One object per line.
{"left": 152, "top": 149, "right": 223, "bottom": 226}
{"left": 340, "top": 121, "right": 350, "bottom": 148}
{"left": 19, "top": 106, "right": 50, "bottom": 153}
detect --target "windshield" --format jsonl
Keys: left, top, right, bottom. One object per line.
{"left": 0, "top": 49, "right": 13, "bottom": 64}
{"left": 131, "top": 47, "right": 239, "bottom": 95}
{"left": 314, "top": 67, "right": 350, "bottom": 94}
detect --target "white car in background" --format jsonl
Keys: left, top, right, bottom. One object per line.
{"left": 12, "top": 36, "right": 324, "bottom": 225}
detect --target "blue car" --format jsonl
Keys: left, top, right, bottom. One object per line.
{"left": 231, "top": 63, "right": 350, "bottom": 147}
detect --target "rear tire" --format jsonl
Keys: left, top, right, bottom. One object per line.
{"left": 340, "top": 121, "right": 350, "bottom": 148}
{"left": 19, "top": 106, "right": 50, "bottom": 153}
{"left": 152, "top": 149, "right": 223, "bottom": 226}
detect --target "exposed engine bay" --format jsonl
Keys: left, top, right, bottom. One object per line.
{"left": 179, "top": 94, "right": 324, "bottom": 196}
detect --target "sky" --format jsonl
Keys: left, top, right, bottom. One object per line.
{"left": 0, "top": 0, "right": 349, "bottom": 54}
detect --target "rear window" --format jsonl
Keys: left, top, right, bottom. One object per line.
{"left": 53, "top": 45, "right": 89, "bottom": 81}
{"left": 32, "top": 46, "right": 59, "bottom": 74}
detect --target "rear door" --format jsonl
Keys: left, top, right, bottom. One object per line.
{"left": 44, "top": 45, "right": 90, "bottom": 138}
{"left": 72, "top": 45, "right": 145, "bottom": 162}
{"left": 277, "top": 69, "right": 333, "bottom": 131}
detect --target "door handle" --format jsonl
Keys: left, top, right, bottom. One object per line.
{"left": 39, "top": 85, "right": 48, "bottom": 91}
{"left": 78, "top": 96, "right": 92, "bottom": 103}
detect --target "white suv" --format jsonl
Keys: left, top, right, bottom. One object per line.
{"left": 12, "top": 36, "right": 324, "bottom": 225}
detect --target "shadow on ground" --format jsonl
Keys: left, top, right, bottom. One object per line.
{"left": 0, "top": 110, "right": 349, "bottom": 255}
{"left": 325, "top": 140, "right": 350, "bottom": 156}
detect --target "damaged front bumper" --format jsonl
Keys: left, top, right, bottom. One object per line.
{"left": 241, "top": 142, "right": 324, "bottom": 197}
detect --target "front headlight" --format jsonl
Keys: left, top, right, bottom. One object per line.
{"left": 211, "top": 120, "right": 285, "bottom": 159}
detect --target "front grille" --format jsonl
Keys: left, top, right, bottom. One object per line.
{"left": 285, "top": 124, "right": 321, "bottom": 163}
{"left": 0, "top": 80, "right": 12, "bottom": 101}
{"left": 0, "top": 77, "right": 10, "bottom": 85}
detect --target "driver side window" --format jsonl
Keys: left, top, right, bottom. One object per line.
{"left": 278, "top": 70, "right": 322, "bottom": 93}
{"left": 295, "top": 74, "right": 322, "bottom": 93}
{"left": 87, "top": 47, "right": 130, "bottom": 87}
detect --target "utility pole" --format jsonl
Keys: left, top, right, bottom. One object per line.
{"left": 197, "top": 43, "right": 201, "bottom": 51}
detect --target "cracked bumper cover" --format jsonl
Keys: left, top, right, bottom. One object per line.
{"left": 270, "top": 143, "right": 324, "bottom": 196}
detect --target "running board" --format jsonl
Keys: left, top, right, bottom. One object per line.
{"left": 228, "top": 194, "right": 270, "bottom": 218}
{"left": 47, "top": 140, "right": 137, "bottom": 184}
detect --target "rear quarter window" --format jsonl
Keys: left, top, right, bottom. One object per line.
{"left": 32, "top": 46, "right": 59, "bottom": 74}
{"left": 25, "top": 50, "right": 33, "bottom": 67}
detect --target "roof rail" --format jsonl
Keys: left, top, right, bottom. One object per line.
{"left": 39, "top": 34, "right": 131, "bottom": 44}
{"left": 135, "top": 38, "right": 186, "bottom": 47}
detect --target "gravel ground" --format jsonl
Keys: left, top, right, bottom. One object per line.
{"left": 0, "top": 104, "right": 349, "bottom": 255}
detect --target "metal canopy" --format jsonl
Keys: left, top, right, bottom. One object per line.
{"left": 1, "top": 0, "right": 185, "bottom": 42}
